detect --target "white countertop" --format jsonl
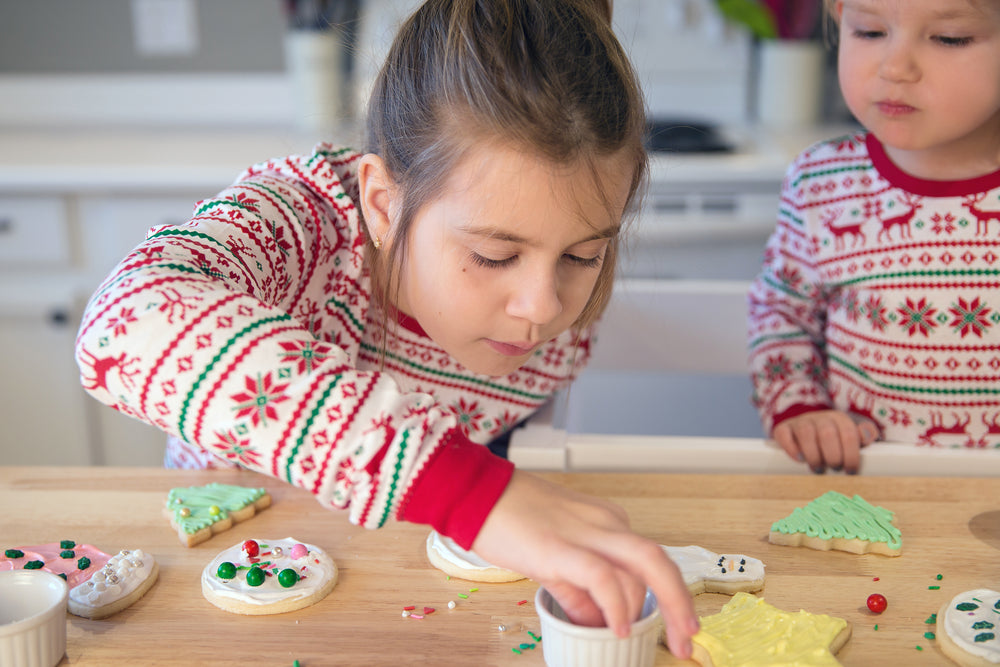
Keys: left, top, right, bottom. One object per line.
{"left": 0, "top": 123, "right": 857, "bottom": 193}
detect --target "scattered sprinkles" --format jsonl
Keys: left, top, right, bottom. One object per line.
{"left": 926, "top": 614, "right": 937, "bottom": 624}
{"left": 924, "top": 632, "right": 936, "bottom": 640}
{"left": 929, "top": 586, "right": 941, "bottom": 590}
{"left": 517, "top": 599, "right": 528, "bottom": 606}
{"left": 447, "top": 601, "right": 456, "bottom": 610}
{"left": 528, "top": 631, "right": 541, "bottom": 642}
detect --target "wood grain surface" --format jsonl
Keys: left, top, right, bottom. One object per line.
{"left": 2, "top": 466, "right": 997, "bottom": 666}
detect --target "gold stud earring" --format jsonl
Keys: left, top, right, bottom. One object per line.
{"left": 372, "top": 234, "right": 382, "bottom": 250}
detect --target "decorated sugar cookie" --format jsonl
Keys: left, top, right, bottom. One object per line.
{"left": 425, "top": 531, "right": 525, "bottom": 583}
{"left": 936, "top": 589, "right": 1000, "bottom": 667}
{"left": 165, "top": 483, "right": 272, "bottom": 547}
{"left": 691, "top": 592, "right": 851, "bottom": 667}
{"left": 661, "top": 545, "right": 765, "bottom": 596}
{"left": 769, "top": 490, "right": 902, "bottom": 556}
{"left": 1, "top": 541, "right": 158, "bottom": 619}
{"left": 201, "top": 538, "right": 337, "bottom": 615}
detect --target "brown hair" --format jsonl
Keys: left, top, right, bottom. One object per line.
{"left": 363, "top": 0, "right": 647, "bottom": 333}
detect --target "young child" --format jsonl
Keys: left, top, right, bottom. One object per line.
{"left": 75, "top": 0, "right": 697, "bottom": 653}
{"left": 748, "top": 0, "right": 1000, "bottom": 474}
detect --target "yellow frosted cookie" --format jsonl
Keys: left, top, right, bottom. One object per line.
{"left": 768, "top": 490, "right": 902, "bottom": 556}
{"left": 690, "top": 592, "right": 850, "bottom": 667}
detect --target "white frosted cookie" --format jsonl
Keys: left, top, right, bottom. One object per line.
{"left": 425, "top": 531, "right": 525, "bottom": 583}
{"left": 201, "top": 538, "right": 337, "bottom": 615}
{"left": 2, "top": 541, "right": 158, "bottom": 619}
{"left": 661, "top": 545, "right": 765, "bottom": 596}
{"left": 936, "top": 589, "right": 1000, "bottom": 667}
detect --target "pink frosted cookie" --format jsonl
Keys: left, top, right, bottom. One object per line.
{"left": 1, "top": 541, "right": 158, "bottom": 619}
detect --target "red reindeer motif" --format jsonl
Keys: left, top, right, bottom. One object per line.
{"left": 972, "top": 412, "right": 1000, "bottom": 448}
{"left": 877, "top": 193, "right": 923, "bottom": 242}
{"left": 846, "top": 389, "right": 881, "bottom": 430}
{"left": 917, "top": 411, "right": 971, "bottom": 447}
{"left": 820, "top": 207, "right": 866, "bottom": 250}
{"left": 961, "top": 193, "right": 1000, "bottom": 235}
{"left": 78, "top": 347, "right": 140, "bottom": 392}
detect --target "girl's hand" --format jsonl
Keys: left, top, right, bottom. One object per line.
{"left": 772, "top": 410, "right": 880, "bottom": 474}
{"left": 471, "top": 470, "right": 699, "bottom": 660}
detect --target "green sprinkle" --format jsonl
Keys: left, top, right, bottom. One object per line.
{"left": 926, "top": 614, "right": 937, "bottom": 624}
{"left": 59, "top": 550, "right": 75, "bottom": 559}
{"left": 60, "top": 540, "right": 75, "bottom": 549}
{"left": 527, "top": 631, "right": 541, "bottom": 641}
{"left": 469, "top": 588, "right": 479, "bottom": 593}
{"left": 77, "top": 556, "right": 91, "bottom": 570}
{"left": 293, "top": 661, "right": 300, "bottom": 667}
{"left": 24, "top": 560, "right": 44, "bottom": 570}
{"left": 973, "top": 621, "right": 995, "bottom": 630}
{"left": 58, "top": 573, "right": 67, "bottom": 581}
{"left": 916, "top": 646, "right": 923, "bottom": 651}
{"left": 958, "top": 603, "right": 980, "bottom": 611}
{"left": 924, "top": 632, "right": 936, "bottom": 640}
{"left": 976, "top": 633, "right": 996, "bottom": 643}
{"left": 874, "top": 624, "right": 879, "bottom": 631}
{"left": 458, "top": 593, "right": 469, "bottom": 599}
{"left": 929, "top": 585, "right": 941, "bottom": 590}
{"left": 936, "top": 574, "right": 943, "bottom": 580}
{"left": 511, "top": 648, "right": 522, "bottom": 655}
{"left": 4, "top": 549, "right": 24, "bottom": 559}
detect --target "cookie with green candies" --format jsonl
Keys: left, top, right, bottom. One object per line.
{"left": 936, "top": 589, "right": 1000, "bottom": 667}
{"left": 201, "top": 538, "right": 337, "bottom": 615}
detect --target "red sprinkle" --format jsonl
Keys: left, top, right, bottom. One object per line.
{"left": 423, "top": 607, "right": 435, "bottom": 615}
{"left": 873, "top": 577, "right": 880, "bottom": 581}
{"left": 517, "top": 600, "right": 528, "bottom": 606}
{"left": 409, "top": 614, "right": 424, "bottom": 620}
{"left": 403, "top": 606, "right": 416, "bottom": 611}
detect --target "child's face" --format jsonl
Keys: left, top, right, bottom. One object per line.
{"left": 393, "top": 142, "right": 631, "bottom": 377}
{"left": 836, "top": 0, "right": 1000, "bottom": 162}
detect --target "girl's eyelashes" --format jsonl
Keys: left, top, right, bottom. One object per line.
{"left": 851, "top": 28, "right": 884, "bottom": 40}
{"left": 467, "top": 252, "right": 604, "bottom": 270}
{"left": 934, "top": 35, "right": 973, "bottom": 47}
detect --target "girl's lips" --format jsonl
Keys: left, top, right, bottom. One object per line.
{"left": 485, "top": 339, "right": 537, "bottom": 357}
{"left": 876, "top": 100, "right": 916, "bottom": 116}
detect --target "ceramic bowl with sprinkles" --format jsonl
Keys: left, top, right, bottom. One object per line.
{"left": 535, "top": 586, "right": 661, "bottom": 667}
{"left": 0, "top": 570, "right": 68, "bottom": 667}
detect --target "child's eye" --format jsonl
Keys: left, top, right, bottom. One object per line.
{"left": 470, "top": 252, "right": 517, "bottom": 269}
{"left": 563, "top": 253, "right": 603, "bottom": 269}
{"left": 934, "top": 35, "right": 973, "bottom": 47}
{"left": 851, "top": 28, "right": 885, "bottom": 40}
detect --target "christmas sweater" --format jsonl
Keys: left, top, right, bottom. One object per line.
{"left": 748, "top": 132, "right": 1000, "bottom": 449}
{"left": 75, "top": 144, "right": 593, "bottom": 548}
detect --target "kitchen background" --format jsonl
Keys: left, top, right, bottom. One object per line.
{"left": 0, "top": 0, "right": 858, "bottom": 465}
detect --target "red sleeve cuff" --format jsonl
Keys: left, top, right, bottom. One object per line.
{"left": 398, "top": 430, "right": 515, "bottom": 550}
{"left": 771, "top": 402, "right": 833, "bottom": 431}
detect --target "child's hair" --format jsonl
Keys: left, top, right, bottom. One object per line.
{"left": 364, "top": 0, "right": 646, "bottom": 331}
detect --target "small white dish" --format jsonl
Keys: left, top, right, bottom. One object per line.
{"left": 535, "top": 586, "right": 662, "bottom": 667}
{"left": 0, "top": 570, "right": 68, "bottom": 667}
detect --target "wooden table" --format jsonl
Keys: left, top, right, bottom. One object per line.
{"left": 3, "top": 466, "right": 997, "bottom": 666}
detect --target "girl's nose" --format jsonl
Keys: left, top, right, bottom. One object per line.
{"left": 878, "top": 39, "right": 919, "bottom": 83}
{"left": 506, "top": 268, "right": 563, "bottom": 326}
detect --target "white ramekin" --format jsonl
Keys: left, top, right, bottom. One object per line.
{"left": 0, "top": 570, "right": 69, "bottom": 667}
{"left": 535, "top": 586, "right": 662, "bottom": 667}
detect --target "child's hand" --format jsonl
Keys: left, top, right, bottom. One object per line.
{"left": 772, "top": 410, "right": 880, "bottom": 473}
{"left": 472, "top": 470, "right": 699, "bottom": 659}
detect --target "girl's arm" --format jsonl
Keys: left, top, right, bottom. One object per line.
{"left": 75, "top": 148, "right": 510, "bottom": 548}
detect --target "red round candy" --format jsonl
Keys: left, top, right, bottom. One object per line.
{"left": 242, "top": 540, "right": 260, "bottom": 558}
{"left": 867, "top": 593, "right": 887, "bottom": 614}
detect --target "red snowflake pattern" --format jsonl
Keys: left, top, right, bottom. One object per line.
{"left": 106, "top": 306, "right": 137, "bottom": 337}
{"left": 949, "top": 297, "right": 992, "bottom": 338}
{"left": 897, "top": 297, "right": 938, "bottom": 337}
{"left": 278, "top": 339, "right": 334, "bottom": 375}
{"left": 210, "top": 429, "right": 261, "bottom": 467}
{"left": 452, "top": 398, "right": 485, "bottom": 435}
{"left": 230, "top": 372, "right": 290, "bottom": 427}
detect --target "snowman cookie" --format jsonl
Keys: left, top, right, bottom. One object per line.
{"left": 661, "top": 545, "right": 765, "bottom": 596}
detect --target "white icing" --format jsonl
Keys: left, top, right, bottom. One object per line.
{"left": 426, "top": 531, "right": 502, "bottom": 571}
{"left": 69, "top": 549, "right": 155, "bottom": 608}
{"left": 661, "top": 545, "right": 765, "bottom": 588}
{"left": 943, "top": 588, "right": 1000, "bottom": 663}
{"left": 201, "top": 538, "right": 335, "bottom": 606}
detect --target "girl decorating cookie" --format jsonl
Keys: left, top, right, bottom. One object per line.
{"left": 74, "top": 0, "right": 698, "bottom": 654}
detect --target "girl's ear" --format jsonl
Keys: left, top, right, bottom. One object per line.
{"left": 357, "top": 153, "right": 394, "bottom": 248}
